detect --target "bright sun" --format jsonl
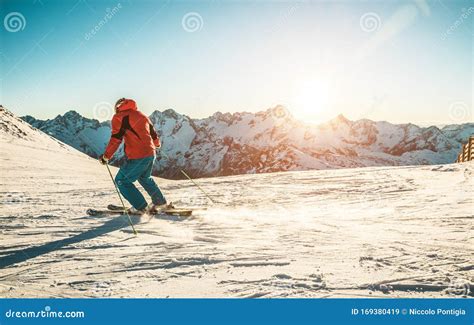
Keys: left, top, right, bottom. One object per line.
{"left": 291, "top": 79, "right": 331, "bottom": 121}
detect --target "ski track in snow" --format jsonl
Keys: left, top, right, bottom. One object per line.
{"left": 1, "top": 120, "right": 473, "bottom": 298}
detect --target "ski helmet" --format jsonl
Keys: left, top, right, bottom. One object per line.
{"left": 115, "top": 98, "right": 126, "bottom": 112}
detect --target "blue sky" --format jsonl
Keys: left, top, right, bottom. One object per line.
{"left": 0, "top": 0, "right": 472, "bottom": 124}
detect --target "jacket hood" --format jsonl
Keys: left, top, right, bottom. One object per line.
{"left": 116, "top": 99, "right": 137, "bottom": 112}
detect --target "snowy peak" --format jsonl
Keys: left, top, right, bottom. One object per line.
{"left": 331, "top": 114, "right": 350, "bottom": 125}
{"left": 262, "top": 105, "right": 293, "bottom": 121}
{"left": 209, "top": 111, "right": 236, "bottom": 125}
{"left": 22, "top": 110, "right": 112, "bottom": 158}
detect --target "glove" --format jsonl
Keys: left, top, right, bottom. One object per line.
{"left": 98, "top": 155, "right": 109, "bottom": 165}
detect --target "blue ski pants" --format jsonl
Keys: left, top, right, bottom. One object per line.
{"left": 115, "top": 156, "right": 166, "bottom": 210}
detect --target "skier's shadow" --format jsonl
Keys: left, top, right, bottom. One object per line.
{"left": 0, "top": 215, "right": 140, "bottom": 269}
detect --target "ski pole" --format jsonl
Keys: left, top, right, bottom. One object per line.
{"left": 157, "top": 148, "right": 217, "bottom": 204}
{"left": 180, "top": 169, "right": 217, "bottom": 204}
{"left": 105, "top": 163, "right": 138, "bottom": 235}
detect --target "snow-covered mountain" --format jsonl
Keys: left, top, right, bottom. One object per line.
{"left": 22, "top": 106, "right": 473, "bottom": 179}
{"left": 22, "top": 110, "right": 112, "bottom": 158}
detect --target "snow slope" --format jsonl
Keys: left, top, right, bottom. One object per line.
{"left": 23, "top": 107, "right": 474, "bottom": 179}
{"left": 2, "top": 107, "right": 473, "bottom": 298}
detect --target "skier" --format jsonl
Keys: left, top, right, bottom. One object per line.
{"left": 98, "top": 98, "right": 167, "bottom": 214}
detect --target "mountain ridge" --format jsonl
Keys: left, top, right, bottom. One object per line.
{"left": 17, "top": 106, "right": 474, "bottom": 179}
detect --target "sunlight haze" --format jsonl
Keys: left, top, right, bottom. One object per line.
{"left": 1, "top": 0, "right": 472, "bottom": 125}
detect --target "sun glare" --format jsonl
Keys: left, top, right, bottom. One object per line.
{"left": 291, "top": 79, "right": 331, "bottom": 122}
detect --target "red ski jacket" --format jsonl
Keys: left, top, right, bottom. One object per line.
{"left": 103, "top": 99, "right": 160, "bottom": 160}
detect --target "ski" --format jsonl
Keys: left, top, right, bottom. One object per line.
{"left": 86, "top": 208, "right": 139, "bottom": 217}
{"left": 86, "top": 206, "right": 193, "bottom": 217}
{"left": 107, "top": 203, "right": 206, "bottom": 212}
{"left": 107, "top": 203, "right": 193, "bottom": 217}
{"left": 107, "top": 204, "right": 147, "bottom": 211}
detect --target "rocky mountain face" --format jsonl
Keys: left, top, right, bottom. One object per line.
{"left": 21, "top": 106, "right": 473, "bottom": 179}
{"left": 22, "top": 111, "right": 112, "bottom": 158}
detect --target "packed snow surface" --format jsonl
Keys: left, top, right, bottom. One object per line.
{"left": 1, "top": 109, "right": 473, "bottom": 298}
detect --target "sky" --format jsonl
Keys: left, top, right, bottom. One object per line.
{"left": 0, "top": 0, "right": 472, "bottom": 125}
